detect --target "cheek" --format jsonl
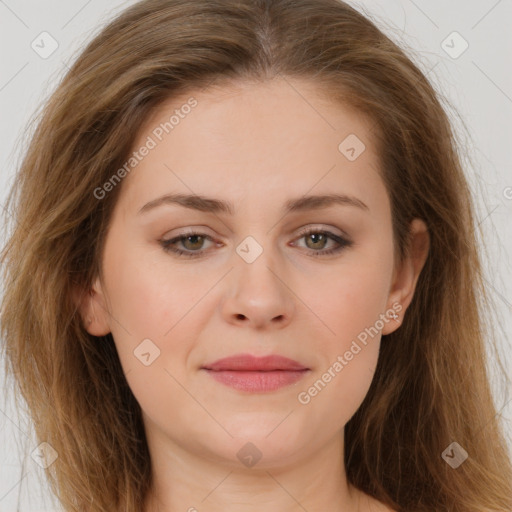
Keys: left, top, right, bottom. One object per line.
{"left": 100, "top": 242, "right": 210, "bottom": 402}
{"left": 295, "top": 245, "right": 393, "bottom": 424}
{"left": 103, "top": 259, "right": 200, "bottom": 432}
{"left": 103, "top": 240, "right": 208, "bottom": 342}
{"left": 297, "top": 290, "right": 383, "bottom": 433}
{"left": 306, "top": 249, "right": 394, "bottom": 349}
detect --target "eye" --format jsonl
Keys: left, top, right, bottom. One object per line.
{"left": 159, "top": 227, "right": 353, "bottom": 258}
{"left": 291, "top": 227, "right": 353, "bottom": 257}
{"left": 160, "top": 231, "right": 216, "bottom": 258}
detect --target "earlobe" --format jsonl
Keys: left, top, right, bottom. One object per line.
{"left": 72, "top": 278, "right": 111, "bottom": 337}
{"left": 382, "top": 218, "right": 430, "bottom": 335}
{"left": 381, "top": 303, "right": 403, "bottom": 335}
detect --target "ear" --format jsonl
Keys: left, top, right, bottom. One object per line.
{"left": 72, "top": 276, "right": 111, "bottom": 336}
{"left": 382, "top": 218, "right": 430, "bottom": 335}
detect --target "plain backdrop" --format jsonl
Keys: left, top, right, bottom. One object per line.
{"left": 1, "top": 1, "right": 511, "bottom": 510}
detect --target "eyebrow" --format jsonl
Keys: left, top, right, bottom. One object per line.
{"left": 137, "top": 192, "right": 369, "bottom": 216}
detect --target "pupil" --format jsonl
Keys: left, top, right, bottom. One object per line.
{"left": 185, "top": 235, "right": 203, "bottom": 249}
{"left": 308, "top": 233, "right": 325, "bottom": 249}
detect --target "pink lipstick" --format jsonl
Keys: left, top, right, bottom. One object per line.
{"left": 201, "top": 354, "right": 310, "bottom": 392}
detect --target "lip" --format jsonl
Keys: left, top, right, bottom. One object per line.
{"left": 201, "top": 354, "right": 310, "bottom": 392}
{"left": 202, "top": 354, "right": 308, "bottom": 371}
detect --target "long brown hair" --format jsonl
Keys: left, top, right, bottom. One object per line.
{"left": 1, "top": 0, "right": 511, "bottom": 510}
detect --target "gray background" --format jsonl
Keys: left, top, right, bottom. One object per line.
{"left": 1, "top": 1, "right": 511, "bottom": 510}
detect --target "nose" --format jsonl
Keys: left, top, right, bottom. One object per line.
{"left": 221, "top": 246, "right": 295, "bottom": 331}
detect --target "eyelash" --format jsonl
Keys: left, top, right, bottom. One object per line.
{"left": 159, "top": 227, "right": 353, "bottom": 259}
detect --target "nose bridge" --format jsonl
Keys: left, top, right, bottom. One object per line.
{"left": 234, "top": 232, "right": 284, "bottom": 299}
{"left": 221, "top": 231, "right": 295, "bottom": 328}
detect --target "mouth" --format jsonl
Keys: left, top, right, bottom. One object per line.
{"left": 201, "top": 354, "right": 310, "bottom": 392}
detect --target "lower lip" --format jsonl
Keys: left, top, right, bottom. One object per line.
{"left": 203, "top": 369, "right": 309, "bottom": 392}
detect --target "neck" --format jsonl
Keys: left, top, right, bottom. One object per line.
{"left": 143, "top": 428, "right": 362, "bottom": 512}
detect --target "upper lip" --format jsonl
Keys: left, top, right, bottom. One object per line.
{"left": 202, "top": 354, "right": 309, "bottom": 371}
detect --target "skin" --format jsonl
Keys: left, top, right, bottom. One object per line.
{"left": 78, "top": 77, "right": 429, "bottom": 511}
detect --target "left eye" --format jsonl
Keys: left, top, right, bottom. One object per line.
{"left": 160, "top": 233, "right": 216, "bottom": 257}
{"left": 160, "top": 228, "right": 352, "bottom": 258}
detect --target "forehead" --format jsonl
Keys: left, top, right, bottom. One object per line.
{"left": 118, "top": 77, "right": 383, "bottom": 213}
{"left": 140, "top": 77, "right": 374, "bottom": 140}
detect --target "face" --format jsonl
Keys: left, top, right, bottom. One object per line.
{"left": 81, "top": 77, "right": 428, "bottom": 470}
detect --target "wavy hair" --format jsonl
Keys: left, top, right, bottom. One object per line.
{"left": 1, "top": 0, "right": 511, "bottom": 510}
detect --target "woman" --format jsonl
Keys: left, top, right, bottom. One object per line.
{"left": 1, "top": 0, "right": 511, "bottom": 511}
